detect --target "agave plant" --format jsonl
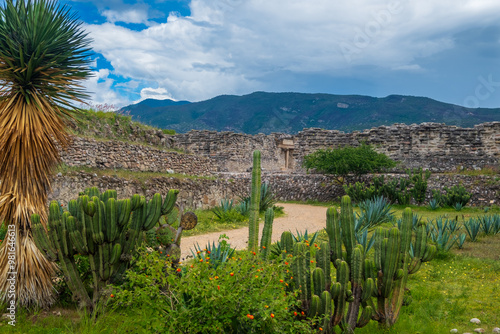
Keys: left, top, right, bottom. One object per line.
{"left": 356, "top": 196, "right": 394, "bottom": 231}
{"left": 0, "top": 0, "right": 92, "bottom": 307}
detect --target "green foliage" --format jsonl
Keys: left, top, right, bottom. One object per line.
{"left": 303, "top": 144, "right": 396, "bottom": 182}
{"left": 286, "top": 197, "right": 437, "bottom": 332}
{"left": 212, "top": 199, "right": 246, "bottom": 223}
{"left": 344, "top": 175, "right": 412, "bottom": 205}
{"left": 464, "top": 219, "right": 481, "bottom": 242}
{"left": 192, "top": 239, "right": 235, "bottom": 270}
{"left": 239, "top": 181, "right": 278, "bottom": 214}
{"left": 344, "top": 169, "right": 432, "bottom": 206}
{"left": 478, "top": 214, "right": 500, "bottom": 235}
{"left": 408, "top": 168, "right": 431, "bottom": 204}
{"left": 356, "top": 196, "right": 395, "bottom": 231}
{"left": 0, "top": 222, "right": 6, "bottom": 243}
{"left": 432, "top": 185, "right": 472, "bottom": 207}
{"left": 32, "top": 187, "right": 180, "bottom": 311}
{"left": 428, "top": 198, "right": 439, "bottom": 210}
{"left": 109, "top": 249, "right": 312, "bottom": 333}
{"left": 291, "top": 230, "right": 319, "bottom": 244}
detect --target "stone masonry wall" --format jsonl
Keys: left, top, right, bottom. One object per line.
{"left": 61, "top": 137, "right": 217, "bottom": 176}
{"left": 50, "top": 171, "right": 499, "bottom": 208}
{"left": 171, "top": 122, "right": 500, "bottom": 173}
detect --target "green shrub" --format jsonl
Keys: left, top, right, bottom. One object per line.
{"left": 110, "top": 249, "right": 312, "bottom": 333}
{"left": 408, "top": 168, "right": 431, "bottom": 204}
{"left": 432, "top": 185, "right": 472, "bottom": 207}
{"left": 303, "top": 144, "right": 396, "bottom": 183}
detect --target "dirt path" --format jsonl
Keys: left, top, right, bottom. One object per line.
{"left": 180, "top": 203, "right": 328, "bottom": 260}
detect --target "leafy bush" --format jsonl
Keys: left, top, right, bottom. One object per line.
{"left": 356, "top": 196, "right": 395, "bottom": 231}
{"left": 432, "top": 185, "right": 472, "bottom": 207}
{"left": 408, "top": 168, "right": 431, "bottom": 204}
{"left": 344, "top": 175, "right": 414, "bottom": 205}
{"left": 303, "top": 144, "right": 396, "bottom": 183}
{"left": 110, "top": 249, "right": 312, "bottom": 333}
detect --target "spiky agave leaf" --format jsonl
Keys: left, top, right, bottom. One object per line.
{"left": 0, "top": 0, "right": 92, "bottom": 308}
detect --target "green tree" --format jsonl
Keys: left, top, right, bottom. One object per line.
{"left": 0, "top": 0, "right": 92, "bottom": 307}
{"left": 303, "top": 144, "right": 396, "bottom": 184}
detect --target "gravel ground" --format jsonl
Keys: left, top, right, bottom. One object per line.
{"left": 180, "top": 203, "right": 328, "bottom": 260}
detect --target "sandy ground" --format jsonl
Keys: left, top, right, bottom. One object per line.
{"left": 180, "top": 203, "right": 328, "bottom": 260}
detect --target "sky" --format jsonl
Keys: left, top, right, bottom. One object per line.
{"left": 52, "top": 0, "right": 500, "bottom": 109}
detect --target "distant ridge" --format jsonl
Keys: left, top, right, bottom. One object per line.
{"left": 118, "top": 92, "right": 500, "bottom": 134}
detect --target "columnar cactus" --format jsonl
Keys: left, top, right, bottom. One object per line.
{"left": 31, "top": 187, "right": 181, "bottom": 311}
{"left": 367, "top": 207, "right": 436, "bottom": 327}
{"left": 286, "top": 195, "right": 436, "bottom": 333}
{"left": 248, "top": 150, "right": 261, "bottom": 251}
{"left": 260, "top": 207, "right": 274, "bottom": 259}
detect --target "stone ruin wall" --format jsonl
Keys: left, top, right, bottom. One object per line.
{"left": 54, "top": 122, "right": 499, "bottom": 206}
{"left": 61, "top": 137, "right": 217, "bottom": 176}
{"left": 171, "top": 122, "right": 500, "bottom": 173}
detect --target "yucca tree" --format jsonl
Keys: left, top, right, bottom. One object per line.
{"left": 0, "top": 0, "right": 92, "bottom": 307}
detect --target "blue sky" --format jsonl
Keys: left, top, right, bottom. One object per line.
{"left": 55, "top": 0, "right": 500, "bottom": 109}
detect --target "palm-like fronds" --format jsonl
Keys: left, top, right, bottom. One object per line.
{"left": 0, "top": 0, "right": 92, "bottom": 308}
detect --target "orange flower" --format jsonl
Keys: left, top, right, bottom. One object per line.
{"left": 252, "top": 252, "right": 256, "bottom": 255}
{"left": 255, "top": 275, "right": 259, "bottom": 278}
{"left": 294, "top": 312, "right": 298, "bottom": 316}
{"left": 207, "top": 251, "right": 211, "bottom": 254}
{"left": 217, "top": 285, "right": 220, "bottom": 290}
{"left": 319, "top": 327, "right": 323, "bottom": 331}
{"left": 301, "top": 311, "right": 305, "bottom": 315}
{"left": 190, "top": 265, "right": 194, "bottom": 268}
{"left": 270, "top": 313, "right": 275, "bottom": 318}
{"left": 176, "top": 268, "right": 181, "bottom": 272}
{"left": 247, "top": 314, "right": 254, "bottom": 320}
{"left": 262, "top": 246, "right": 266, "bottom": 249}
{"left": 284, "top": 262, "right": 289, "bottom": 265}
{"left": 160, "top": 251, "right": 163, "bottom": 254}
{"left": 199, "top": 259, "right": 203, "bottom": 262}
{"left": 110, "top": 294, "right": 114, "bottom": 298}
{"left": 280, "top": 279, "right": 284, "bottom": 283}
{"left": 230, "top": 272, "right": 234, "bottom": 276}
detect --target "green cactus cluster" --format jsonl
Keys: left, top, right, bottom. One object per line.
{"left": 284, "top": 195, "right": 436, "bottom": 333}
{"left": 31, "top": 187, "right": 182, "bottom": 311}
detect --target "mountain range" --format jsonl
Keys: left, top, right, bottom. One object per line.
{"left": 118, "top": 92, "right": 500, "bottom": 134}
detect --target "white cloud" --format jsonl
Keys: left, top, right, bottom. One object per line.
{"left": 81, "top": 69, "right": 128, "bottom": 108}
{"left": 101, "top": 8, "right": 149, "bottom": 24}
{"left": 85, "top": 0, "right": 500, "bottom": 104}
{"left": 135, "top": 87, "right": 175, "bottom": 103}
